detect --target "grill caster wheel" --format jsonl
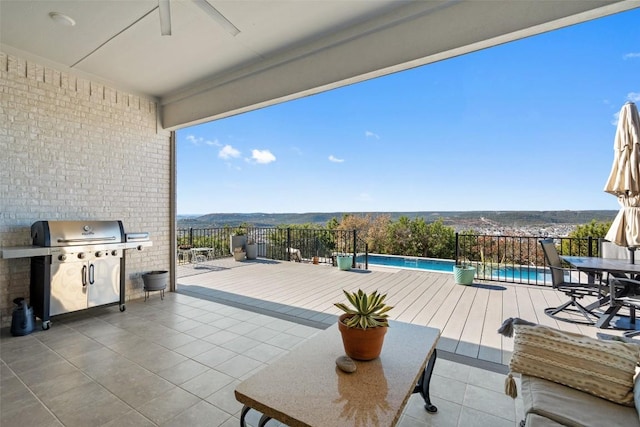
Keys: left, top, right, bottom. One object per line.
{"left": 119, "top": 305, "right": 126, "bottom": 312}
{"left": 42, "top": 321, "right": 51, "bottom": 330}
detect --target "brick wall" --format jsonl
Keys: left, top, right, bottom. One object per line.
{"left": 0, "top": 52, "right": 172, "bottom": 327}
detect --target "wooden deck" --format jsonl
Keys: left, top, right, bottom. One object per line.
{"left": 176, "top": 258, "right": 614, "bottom": 366}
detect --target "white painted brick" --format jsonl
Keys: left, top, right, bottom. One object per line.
{"left": 0, "top": 52, "right": 172, "bottom": 326}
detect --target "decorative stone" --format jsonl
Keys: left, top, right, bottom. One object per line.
{"left": 335, "top": 355, "right": 357, "bottom": 373}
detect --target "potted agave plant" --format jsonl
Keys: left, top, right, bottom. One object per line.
{"left": 334, "top": 289, "right": 393, "bottom": 361}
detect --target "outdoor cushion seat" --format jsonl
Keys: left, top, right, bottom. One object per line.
{"left": 520, "top": 375, "right": 640, "bottom": 427}
{"left": 523, "top": 413, "right": 565, "bottom": 427}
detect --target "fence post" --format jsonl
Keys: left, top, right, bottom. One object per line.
{"left": 287, "top": 228, "right": 291, "bottom": 261}
{"left": 588, "top": 236, "right": 593, "bottom": 257}
{"left": 455, "top": 232, "right": 459, "bottom": 264}
{"left": 189, "top": 228, "right": 193, "bottom": 248}
{"left": 352, "top": 230, "right": 357, "bottom": 268}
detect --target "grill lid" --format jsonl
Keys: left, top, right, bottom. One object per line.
{"left": 31, "top": 221, "right": 125, "bottom": 247}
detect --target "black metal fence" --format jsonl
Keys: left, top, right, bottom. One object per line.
{"left": 177, "top": 227, "right": 369, "bottom": 268}
{"left": 455, "top": 234, "right": 600, "bottom": 285}
{"left": 177, "top": 227, "right": 605, "bottom": 286}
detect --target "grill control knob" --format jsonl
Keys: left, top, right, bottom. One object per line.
{"left": 111, "top": 250, "right": 118, "bottom": 256}
{"left": 58, "top": 254, "right": 67, "bottom": 261}
{"left": 95, "top": 251, "right": 102, "bottom": 257}
{"left": 77, "top": 252, "right": 86, "bottom": 260}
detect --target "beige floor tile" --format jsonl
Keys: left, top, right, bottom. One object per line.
{"left": 467, "top": 366, "right": 510, "bottom": 394}
{"left": 185, "top": 323, "right": 223, "bottom": 339}
{"left": 241, "top": 326, "right": 281, "bottom": 343}
{"left": 401, "top": 394, "right": 461, "bottom": 427}
{"left": 96, "top": 367, "right": 175, "bottom": 409}
{"left": 192, "top": 346, "right": 237, "bottom": 368}
{"left": 221, "top": 335, "right": 261, "bottom": 353}
{"left": 225, "top": 321, "right": 259, "bottom": 336}
{"left": 157, "top": 358, "right": 210, "bottom": 385}
{"left": 46, "top": 382, "right": 129, "bottom": 427}
{"left": 1, "top": 397, "right": 62, "bottom": 427}
{"left": 174, "top": 337, "right": 217, "bottom": 358}
{"left": 29, "top": 371, "right": 95, "bottom": 404}
{"left": 430, "top": 374, "right": 467, "bottom": 405}
{"left": 133, "top": 348, "right": 188, "bottom": 373}
{"left": 193, "top": 311, "right": 225, "bottom": 324}
{"left": 100, "top": 410, "right": 156, "bottom": 427}
{"left": 433, "top": 358, "right": 472, "bottom": 383}
{"left": 242, "top": 342, "right": 286, "bottom": 363}
{"left": 160, "top": 400, "right": 231, "bottom": 427}
{"left": 203, "top": 329, "right": 241, "bottom": 345}
{"left": 153, "top": 332, "right": 198, "bottom": 350}
{"left": 458, "top": 405, "right": 515, "bottom": 427}
{"left": 265, "top": 331, "right": 305, "bottom": 349}
{"left": 168, "top": 318, "right": 203, "bottom": 332}
{"left": 205, "top": 380, "right": 243, "bottom": 415}
{"left": 214, "top": 354, "right": 264, "bottom": 380}
{"left": 463, "top": 384, "right": 516, "bottom": 422}
{"left": 180, "top": 368, "right": 235, "bottom": 399}
{"left": 138, "top": 386, "right": 201, "bottom": 424}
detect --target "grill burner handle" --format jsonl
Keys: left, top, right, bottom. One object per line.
{"left": 89, "top": 264, "right": 95, "bottom": 285}
{"left": 82, "top": 266, "right": 87, "bottom": 287}
{"left": 57, "top": 237, "right": 117, "bottom": 243}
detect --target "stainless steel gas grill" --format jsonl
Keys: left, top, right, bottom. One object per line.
{"left": 2, "top": 220, "right": 151, "bottom": 329}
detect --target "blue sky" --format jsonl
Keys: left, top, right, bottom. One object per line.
{"left": 177, "top": 8, "right": 640, "bottom": 215}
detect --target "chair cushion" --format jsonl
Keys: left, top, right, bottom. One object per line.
{"left": 510, "top": 324, "right": 639, "bottom": 405}
{"left": 524, "top": 413, "right": 565, "bottom": 427}
{"left": 521, "top": 375, "right": 640, "bottom": 427}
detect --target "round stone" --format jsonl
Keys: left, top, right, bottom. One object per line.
{"left": 336, "top": 355, "right": 357, "bottom": 373}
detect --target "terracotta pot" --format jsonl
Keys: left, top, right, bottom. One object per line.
{"left": 337, "top": 313, "right": 387, "bottom": 361}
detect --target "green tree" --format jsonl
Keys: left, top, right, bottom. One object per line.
{"left": 561, "top": 220, "right": 612, "bottom": 256}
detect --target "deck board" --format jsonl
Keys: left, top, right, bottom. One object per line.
{"left": 177, "top": 258, "right": 623, "bottom": 366}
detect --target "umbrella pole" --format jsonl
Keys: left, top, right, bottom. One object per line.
{"left": 629, "top": 247, "right": 636, "bottom": 264}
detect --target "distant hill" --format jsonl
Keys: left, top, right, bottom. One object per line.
{"left": 177, "top": 210, "right": 618, "bottom": 229}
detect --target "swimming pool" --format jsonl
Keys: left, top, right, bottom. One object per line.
{"left": 356, "top": 254, "right": 548, "bottom": 282}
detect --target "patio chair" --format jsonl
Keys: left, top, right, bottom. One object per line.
{"left": 600, "top": 274, "right": 640, "bottom": 335}
{"left": 539, "top": 238, "right": 606, "bottom": 325}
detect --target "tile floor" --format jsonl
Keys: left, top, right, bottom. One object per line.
{"left": 0, "top": 292, "right": 523, "bottom": 426}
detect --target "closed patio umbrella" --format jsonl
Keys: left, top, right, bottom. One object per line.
{"left": 604, "top": 102, "right": 640, "bottom": 262}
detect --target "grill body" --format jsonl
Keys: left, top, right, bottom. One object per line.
{"left": 29, "top": 220, "right": 145, "bottom": 328}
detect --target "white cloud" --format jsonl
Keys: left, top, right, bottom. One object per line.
{"left": 185, "top": 135, "right": 202, "bottom": 144}
{"left": 185, "top": 134, "right": 221, "bottom": 147}
{"left": 623, "top": 52, "right": 640, "bottom": 60}
{"left": 219, "top": 145, "right": 241, "bottom": 159}
{"left": 251, "top": 149, "right": 276, "bottom": 164}
{"left": 365, "top": 130, "right": 380, "bottom": 139}
{"left": 329, "top": 155, "right": 344, "bottom": 163}
{"left": 628, "top": 92, "right": 640, "bottom": 102}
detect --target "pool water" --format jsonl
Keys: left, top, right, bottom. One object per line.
{"left": 356, "top": 254, "right": 547, "bottom": 282}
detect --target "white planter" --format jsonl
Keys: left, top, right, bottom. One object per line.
{"left": 230, "top": 235, "right": 247, "bottom": 255}
{"left": 246, "top": 243, "right": 257, "bottom": 260}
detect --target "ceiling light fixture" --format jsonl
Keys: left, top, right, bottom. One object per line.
{"left": 49, "top": 12, "right": 76, "bottom": 27}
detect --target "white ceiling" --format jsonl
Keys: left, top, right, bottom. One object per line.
{"left": 1, "top": 0, "right": 639, "bottom": 130}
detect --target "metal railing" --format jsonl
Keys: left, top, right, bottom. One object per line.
{"left": 178, "top": 227, "right": 606, "bottom": 286}
{"left": 455, "top": 234, "right": 600, "bottom": 285}
{"left": 177, "top": 227, "right": 368, "bottom": 267}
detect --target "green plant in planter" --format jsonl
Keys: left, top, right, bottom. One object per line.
{"left": 334, "top": 289, "right": 393, "bottom": 329}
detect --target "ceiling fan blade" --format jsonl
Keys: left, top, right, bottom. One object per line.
{"left": 191, "top": 0, "right": 240, "bottom": 36}
{"left": 159, "top": 0, "right": 171, "bottom": 36}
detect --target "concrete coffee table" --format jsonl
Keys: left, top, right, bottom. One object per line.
{"left": 235, "top": 320, "right": 440, "bottom": 427}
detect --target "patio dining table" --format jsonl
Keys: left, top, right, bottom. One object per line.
{"left": 561, "top": 256, "right": 640, "bottom": 329}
